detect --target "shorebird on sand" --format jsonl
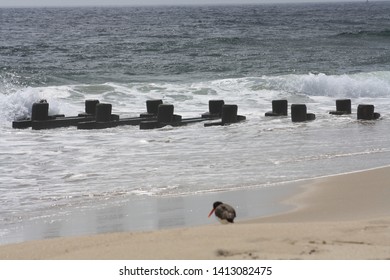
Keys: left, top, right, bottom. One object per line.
{"left": 208, "top": 201, "right": 236, "bottom": 224}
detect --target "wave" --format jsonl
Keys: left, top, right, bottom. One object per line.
{"left": 2, "top": 71, "right": 390, "bottom": 125}
{"left": 255, "top": 71, "right": 390, "bottom": 98}
{"left": 0, "top": 85, "right": 77, "bottom": 124}
{"left": 336, "top": 29, "right": 390, "bottom": 38}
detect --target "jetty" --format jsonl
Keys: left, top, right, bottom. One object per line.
{"left": 11, "top": 98, "right": 382, "bottom": 131}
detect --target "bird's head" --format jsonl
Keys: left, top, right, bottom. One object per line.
{"left": 208, "top": 201, "right": 223, "bottom": 217}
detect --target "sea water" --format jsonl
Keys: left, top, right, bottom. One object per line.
{"left": 1, "top": 2, "right": 390, "bottom": 244}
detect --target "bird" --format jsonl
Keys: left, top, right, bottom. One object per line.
{"left": 208, "top": 201, "right": 236, "bottom": 224}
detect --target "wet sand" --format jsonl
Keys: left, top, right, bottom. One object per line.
{"left": 0, "top": 166, "right": 389, "bottom": 259}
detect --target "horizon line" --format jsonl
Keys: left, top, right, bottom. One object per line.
{"left": 0, "top": 0, "right": 385, "bottom": 9}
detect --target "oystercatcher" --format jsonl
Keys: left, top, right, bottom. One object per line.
{"left": 208, "top": 201, "right": 236, "bottom": 224}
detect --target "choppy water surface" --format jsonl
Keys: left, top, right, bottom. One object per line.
{"left": 1, "top": 2, "right": 390, "bottom": 244}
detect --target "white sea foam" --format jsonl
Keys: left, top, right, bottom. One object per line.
{"left": 1, "top": 71, "right": 390, "bottom": 242}
{"left": 0, "top": 85, "right": 78, "bottom": 123}
{"left": 2, "top": 2, "right": 390, "bottom": 244}
{"left": 2, "top": 71, "right": 389, "bottom": 123}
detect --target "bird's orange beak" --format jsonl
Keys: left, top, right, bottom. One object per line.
{"left": 208, "top": 208, "right": 215, "bottom": 218}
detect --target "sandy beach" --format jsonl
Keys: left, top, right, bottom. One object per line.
{"left": 0, "top": 166, "right": 389, "bottom": 260}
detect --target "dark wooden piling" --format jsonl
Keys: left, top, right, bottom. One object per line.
{"left": 265, "top": 100, "right": 288, "bottom": 116}
{"left": 329, "top": 99, "right": 351, "bottom": 115}
{"left": 140, "top": 99, "right": 163, "bottom": 118}
{"left": 204, "top": 104, "right": 246, "bottom": 127}
{"left": 31, "top": 102, "right": 49, "bottom": 121}
{"left": 291, "top": 104, "right": 315, "bottom": 122}
{"left": 357, "top": 104, "right": 380, "bottom": 120}
{"left": 202, "top": 100, "right": 225, "bottom": 118}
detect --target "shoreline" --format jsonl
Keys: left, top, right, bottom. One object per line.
{"left": 0, "top": 178, "right": 301, "bottom": 246}
{"left": 256, "top": 164, "right": 390, "bottom": 223}
{"left": 1, "top": 165, "right": 390, "bottom": 259}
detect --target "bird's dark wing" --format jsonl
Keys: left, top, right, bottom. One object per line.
{"left": 216, "top": 204, "right": 236, "bottom": 222}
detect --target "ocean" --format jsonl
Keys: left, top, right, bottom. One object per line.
{"left": 1, "top": 1, "right": 390, "bottom": 244}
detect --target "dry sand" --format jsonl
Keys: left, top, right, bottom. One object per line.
{"left": 1, "top": 166, "right": 390, "bottom": 260}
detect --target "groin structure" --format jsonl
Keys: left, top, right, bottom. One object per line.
{"left": 12, "top": 98, "right": 381, "bottom": 130}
